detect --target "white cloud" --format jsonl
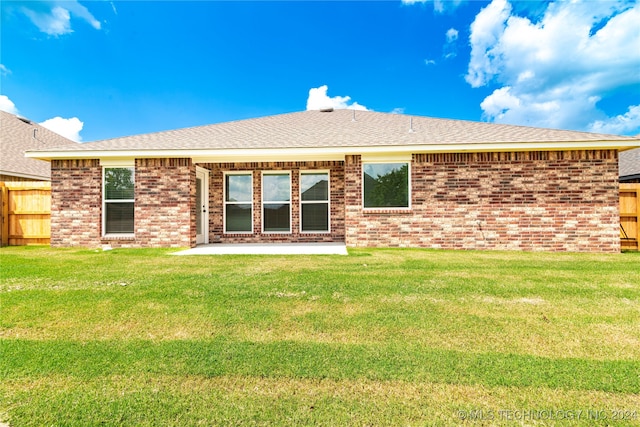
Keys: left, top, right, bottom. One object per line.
{"left": 466, "top": 0, "right": 640, "bottom": 134}
{"left": 306, "top": 85, "right": 370, "bottom": 111}
{"left": 466, "top": 0, "right": 512, "bottom": 88}
{"left": 66, "top": 1, "right": 101, "bottom": 29}
{"left": 0, "top": 95, "right": 85, "bottom": 140}
{"left": 589, "top": 105, "right": 640, "bottom": 135}
{"left": 22, "top": 5, "right": 71, "bottom": 36}
{"left": 402, "top": 0, "right": 463, "bottom": 13}
{"left": 0, "top": 95, "right": 18, "bottom": 114}
{"left": 424, "top": 59, "right": 437, "bottom": 66}
{"left": 391, "top": 108, "right": 406, "bottom": 114}
{"left": 479, "top": 86, "right": 602, "bottom": 130}
{"left": 0, "top": 95, "right": 19, "bottom": 115}
{"left": 39, "top": 117, "right": 84, "bottom": 142}
{"left": 443, "top": 27, "right": 459, "bottom": 59}
{"left": 479, "top": 87, "right": 519, "bottom": 120}
{"left": 446, "top": 28, "right": 459, "bottom": 42}
{"left": 0, "top": 64, "right": 11, "bottom": 76}
{"left": 21, "top": 1, "right": 101, "bottom": 36}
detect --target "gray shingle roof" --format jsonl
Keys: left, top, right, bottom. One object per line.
{"left": 620, "top": 148, "right": 640, "bottom": 179}
{"left": 1, "top": 110, "right": 78, "bottom": 180}
{"left": 30, "top": 110, "right": 638, "bottom": 154}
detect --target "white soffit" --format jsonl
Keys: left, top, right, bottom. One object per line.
{"left": 100, "top": 159, "right": 135, "bottom": 167}
{"left": 26, "top": 139, "right": 640, "bottom": 162}
{"left": 360, "top": 153, "right": 412, "bottom": 162}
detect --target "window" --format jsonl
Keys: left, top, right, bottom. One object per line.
{"left": 103, "top": 167, "right": 135, "bottom": 234}
{"left": 363, "top": 163, "right": 410, "bottom": 208}
{"left": 300, "top": 171, "right": 329, "bottom": 232}
{"left": 262, "top": 172, "right": 291, "bottom": 233}
{"left": 224, "top": 173, "right": 253, "bottom": 233}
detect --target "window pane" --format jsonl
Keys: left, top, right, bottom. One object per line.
{"left": 363, "top": 163, "right": 409, "bottom": 208}
{"left": 105, "top": 168, "right": 134, "bottom": 200}
{"left": 196, "top": 177, "right": 202, "bottom": 234}
{"left": 264, "top": 203, "right": 290, "bottom": 232}
{"left": 226, "top": 174, "right": 252, "bottom": 202}
{"left": 225, "top": 204, "right": 252, "bottom": 232}
{"left": 302, "top": 203, "right": 328, "bottom": 232}
{"left": 105, "top": 203, "right": 134, "bottom": 233}
{"left": 301, "top": 173, "right": 328, "bottom": 201}
{"left": 263, "top": 174, "right": 290, "bottom": 202}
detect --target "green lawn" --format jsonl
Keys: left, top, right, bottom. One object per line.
{"left": 1, "top": 247, "right": 639, "bottom": 426}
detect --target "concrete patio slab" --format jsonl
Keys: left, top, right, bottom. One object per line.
{"left": 172, "top": 242, "right": 348, "bottom": 256}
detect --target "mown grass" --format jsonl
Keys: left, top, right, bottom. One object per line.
{"left": 1, "top": 247, "right": 639, "bottom": 426}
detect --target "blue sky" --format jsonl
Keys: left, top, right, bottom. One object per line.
{"left": 1, "top": 0, "right": 639, "bottom": 142}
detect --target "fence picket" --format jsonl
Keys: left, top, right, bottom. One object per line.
{"left": 0, "top": 182, "right": 51, "bottom": 246}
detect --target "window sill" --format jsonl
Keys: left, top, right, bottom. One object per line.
{"left": 362, "top": 208, "right": 413, "bottom": 215}
{"left": 102, "top": 234, "right": 136, "bottom": 240}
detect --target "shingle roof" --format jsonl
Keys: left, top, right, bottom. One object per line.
{"left": 620, "top": 148, "right": 640, "bottom": 179}
{"left": 1, "top": 110, "right": 78, "bottom": 180}
{"left": 30, "top": 110, "right": 638, "bottom": 155}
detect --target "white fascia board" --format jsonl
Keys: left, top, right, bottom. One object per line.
{"left": 192, "top": 148, "right": 346, "bottom": 163}
{"left": 24, "top": 139, "right": 640, "bottom": 162}
{"left": 0, "top": 170, "right": 50, "bottom": 181}
{"left": 100, "top": 158, "right": 135, "bottom": 167}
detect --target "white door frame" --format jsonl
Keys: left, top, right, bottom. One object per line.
{"left": 195, "top": 166, "right": 210, "bottom": 244}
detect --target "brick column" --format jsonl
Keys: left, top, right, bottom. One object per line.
{"left": 50, "top": 159, "right": 102, "bottom": 247}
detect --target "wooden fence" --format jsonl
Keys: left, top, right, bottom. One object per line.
{"left": 620, "top": 183, "right": 639, "bottom": 251}
{"left": 0, "top": 182, "right": 51, "bottom": 246}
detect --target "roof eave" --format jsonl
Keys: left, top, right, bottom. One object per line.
{"left": 25, "top": 139, "right": 640, "bottom": 162}
{"left": 0, "top": 169, "right": 50, "bottom": 181}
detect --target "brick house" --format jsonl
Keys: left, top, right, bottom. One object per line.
{"left": 27, "top": 110, "right": 640, "bottom": 252}
{"left": 620, "top": 148, "right": 640, "bottom": 183}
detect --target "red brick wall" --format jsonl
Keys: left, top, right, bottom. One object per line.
{"left": 345, "top": 151, "right": 620, "bottom": 252}
{"left": 131, "top": 158, "right": 194, "bottom": 248}
{"left": 197, "top": 161, "right": 345, "bottom": 243}
{"left": 51, "top": 158, "right": 193, "bottom": 248}
{"left": 50, "top": 152, "right": 619, "bottom": 252}
{"left": 51, "top": 159, "right": 102, "bottom": 247}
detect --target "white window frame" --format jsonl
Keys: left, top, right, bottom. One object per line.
{"left": 262, "top": 171, "right": 292, "bottom": 234}
{"left": 223, "top": 171, "right": 253, "bottom": 234}
{"left": 102, "top": 164, "right": 135, "bottom": 237}
{"left": 299, "top": 170, "right": 330, "bottom": 233}
{"left": 362, "top": 161, "right": 412, "bottom": 210}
